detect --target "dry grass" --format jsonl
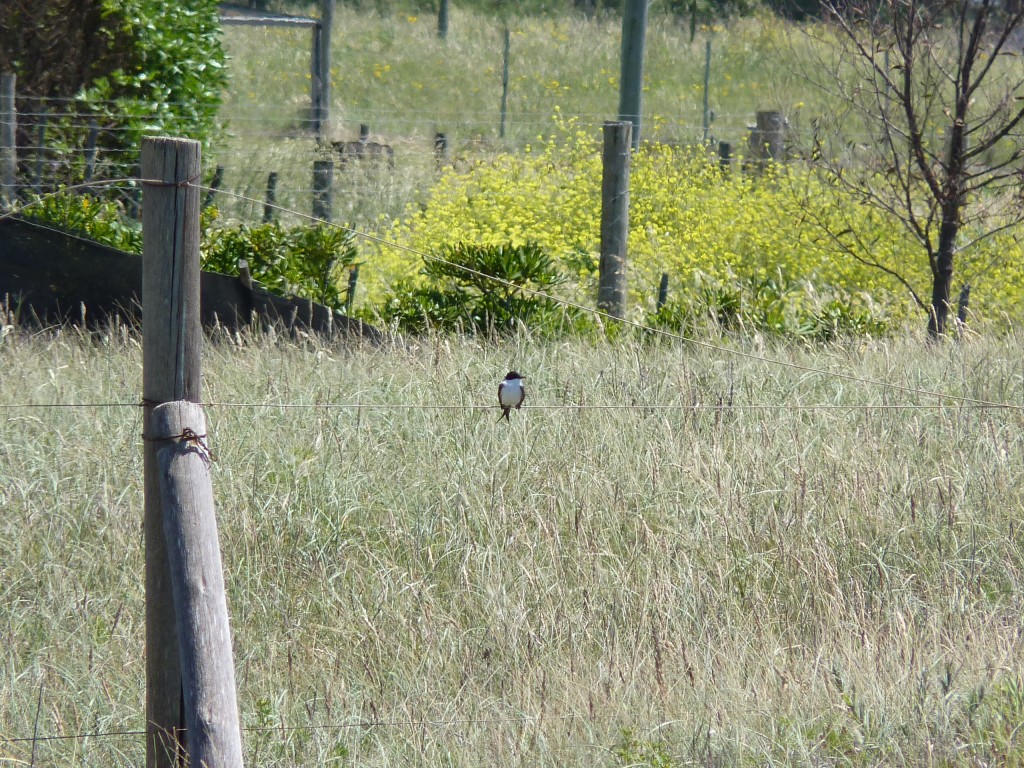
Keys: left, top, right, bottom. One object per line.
{"left": 2, "top": 325, "right": 1024, "bottom": 766}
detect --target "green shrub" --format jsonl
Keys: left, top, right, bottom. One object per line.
{"left": 1, "top": 0, "right": 226, "bottom": 185}
{"left": 649, "top": 272, "right": 888, "bottom": 339}
{"left": 19, "top": 192, "right": 142, "bottom": 253}
{"left": 202, "top": 222, "right": 359, "bottom": 312}
{"left": 376, "top": 241, "right": 589, "bottom": 335}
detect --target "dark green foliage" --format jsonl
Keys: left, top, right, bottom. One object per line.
{"left": 378, "top": 242, "right": 588, "bottom": 335}
{"left": 2, "top": 0, "right": 227, "bottom": 185}
{"left": 19, "top": 193, "right": 142, "bottom": 254}
{"left": 650, "top": 274, "right": 888, "bottom": 340}
{"left": 202, "top": 223, "right": 359, "bottom": 312}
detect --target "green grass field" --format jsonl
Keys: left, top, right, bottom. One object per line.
{"left": 3, "top": 324, "right": 1024, "bottom": 765}
{"left": 211, "top": 6, "right": 807, "bottom": 229}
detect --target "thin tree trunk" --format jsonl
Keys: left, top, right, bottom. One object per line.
{"left": 927, "top": 214, "right": 957, "bottom": 337}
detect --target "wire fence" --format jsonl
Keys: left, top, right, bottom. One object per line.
{"left": 2, "top": 177, "right": 1023, "bottom": 414}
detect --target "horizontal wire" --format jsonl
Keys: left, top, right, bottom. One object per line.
{"left": 2, "top": 712, "right": 590, "bottom": 746}
{"left": 4, "top": 178, "right": 1021, "bottom": 413}
{"left": 1, "top": 401, "right": 1017, "bottom": 412}
{"left": 201, "top": 184, "right": 1022, "bottom": 412}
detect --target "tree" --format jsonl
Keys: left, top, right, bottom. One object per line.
{"left": 797, "top": 0, "right": 1024, "bottom": 337}
{"left": 0, "top": 0, "right": 226, "bottom": 185}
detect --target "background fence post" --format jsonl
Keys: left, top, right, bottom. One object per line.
{"left": 311, "top": 0, "right": 334, "bottom": 141}
{"left": 312, "top": 160, "right": 333, "bottom": 221}
{"left": 701, "top": 38, "right": 713, "bottom": 143}
{"left": 33, "top": 105, "right": 47, "bottom": 193}
{"left": 751, "top": 110, "right": 787, "bottom": 165}
{"left": 500, "top": 27, "right": 511, "bottom": 139}
{"left": 598, "top": 120, "right": 631, "bottom": 319}
{"left": 263, "top": 171, "right": 278, "bottom": 223}
{"left": 434, "top": 132, "right": 448, "bottom": 168}
{"left": 618, "top": 0, "right": 649, "bottom": 150}
{"left": 203, "top": 165, "right": 224, "bottom": 209}
{"left": 152, "top": 400, "right": 244, "bottom": 768}
{"left": 438, "top": 0, "right": 450, "bottom": 39}
{"left": 83, "top": 119, "right": 99, "bottom": 191}
{"left": 141, "top": 135, "right": 203, "bottom": 768}
{"left": 1, "top": 73, "right": 16, "bottom": 210}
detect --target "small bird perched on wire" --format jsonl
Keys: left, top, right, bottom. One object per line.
{"left": 497, "top": 371, "right": 526, "bottom": 422}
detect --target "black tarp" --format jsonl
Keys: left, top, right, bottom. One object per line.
{"left": 0, "top": 217, "right": 379, "bottom": 341}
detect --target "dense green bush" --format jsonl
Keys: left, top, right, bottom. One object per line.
{"left": 649, "top": 271, "right": 888, "bottom": 340}
{"left": 1, "top": 0, "right": 226, "bottom": 184}
{"left": 19, "top": 192, "right": 142, "bottom": 253}
{"left": 203, "top": 222, "right": 359, "bottom": 312}
{"left": 376, "top": 242, "right": 589, "bottom": 335}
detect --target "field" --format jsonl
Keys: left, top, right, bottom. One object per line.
{"left": 211, "top": 6, "right": 807, "bottom": 229}
{"left": 6, "top": 4, "right": 1024, "bottom": 765}
{"left": 3, "top": 324, "right": 1024, "bottom": 765}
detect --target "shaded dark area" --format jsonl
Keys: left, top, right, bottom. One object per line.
{"left": 0, "top": 217, "right": 380, "bottom": 341}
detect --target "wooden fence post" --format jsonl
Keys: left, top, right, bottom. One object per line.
{"left": 141, "top": 135, "right": 203, "bottom": 768}
{"left": 617, "top": 0, "right": 648, "bottom": 150}
{"left": 657, "top": 272, "right": 669, "bottom": 310}
{"left": 83, "top": 118, "right": 99, "bottom": 190}
{"left": 152, "top": 400, "right": 244, "bottom": 768}
{"left": 598, "top": 120, "right": 631, "bottom": 319}
{"left": 346, "top": 264, "right": 360, "bottom": 314}
{"left": 500, "top": 27, "right": 511, "bottom": 139}
{"left": 718, "top": 140, "right": 731, "bottom": 172}
{"left": 438, "top": 0, "right": 450, "bottom": 39}
{"left": 750, "top": 110, "right": 787, "bottom": 165}
{"left": 311, "top": 0, "right": 334, "bottom": 140}
{"left": 204, "top": 165, "right": 225, "bottom": 209}
{"left": 263, "top": 171, "right": 278, "bottom": 223}
{"left": 312, "top": 160, "right": 333, "bottom": 221}
{"left": 33, "top": 104, "right": 47, "bottom": 193}
{"left": 701, "top": 38, "right": 712, "bottom": 143}
{"left": 434, "top": 132, "right": 448, "bottom": 168}
{"left": 1, "top": 73, "right": 16, "bottom": 210}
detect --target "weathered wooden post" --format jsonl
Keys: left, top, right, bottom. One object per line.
{"left": 657, "top": 272, "right": 669, "bottom": 311}
{"left": 33, "top": 104, "right": 48, "bottom": 193}
{"left": 598, "top": 121, "right": 631, "bottom": 319}
{"left": 749, "top": 110, "right": 787, "bottom": 165}
{"left": 311, "top": 0, "right": 334, "bottom": 140}
{"left": 204, "top": 165, "right": 225, "bottom": 210}
{"left": 83, "top": 118, "right": 100, "bottom": 190}
{"left": 142, "top": 135, "right": 203, "bottom": 768}
{"left": 263, "top": 171, "right": 278, "bottom": 223}
{"left": 152, "top": 400, "right": 244, "bottom": 768}
{"left": 312, "top": 160, "right": 333, "bottom": 221}
{"left": 434, "top": 132, "right": 449, "bottom": 168}
{"left": 618, "top": 0, "right": 649, "bottom": 150}
{"left": 500, "top": 27, "right": 511, "bottom": 139}
{"left": 1, "top": 73, "right": 16, "bottom": 210}
{"left": 346, "top": 264, "right": 360, "bottom": 315}
{"left": 701, "top": 38, "right": 713, "bottom": 143}
{"left": 438, "top": 0, "right": 450, "bottom": 39}
{"left": 718, "top": 140, "right": 731, "bottom": 172}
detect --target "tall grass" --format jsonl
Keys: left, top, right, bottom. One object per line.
{"left": 3, "top": 325, "right": 1024, "bottom": 765}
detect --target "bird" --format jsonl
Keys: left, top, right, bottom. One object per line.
{"left": 497, "top": 371, "right": 526, "bottom": 422}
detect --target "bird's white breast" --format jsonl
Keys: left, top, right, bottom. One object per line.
{"left": 499, "top": 379, "right": 524, "bottom": 407}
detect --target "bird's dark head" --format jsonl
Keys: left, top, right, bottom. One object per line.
{"left": 504, "top": 371, "right": 525, "bottom": 381}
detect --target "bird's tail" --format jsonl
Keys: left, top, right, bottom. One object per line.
{"left": 498, "top": 407, "right": 511, "bottom": 422}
